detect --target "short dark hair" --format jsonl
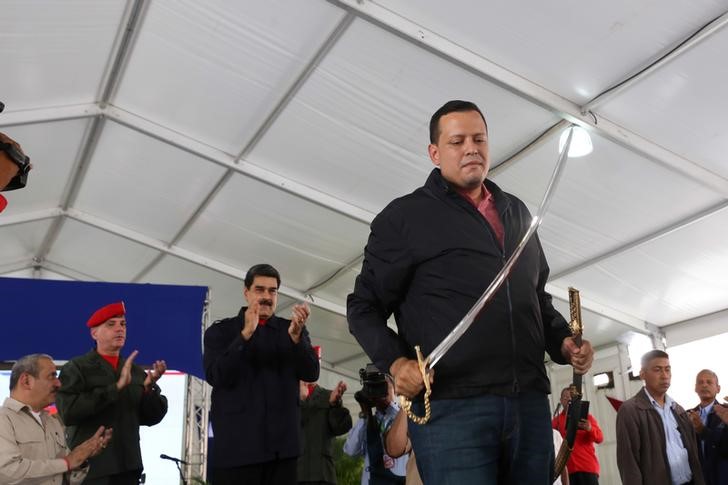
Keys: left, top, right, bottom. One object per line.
{"left": 641, "top": 349, "right": 669, "bottom": 370}
{"left": 9, "top": 354, "right": 53, "bottom": 391}
{"left": 429, "top": 100, "right": 488, "bottom": 144}
{"left": 244, "top": 264, "right": 281, "bottom": 289}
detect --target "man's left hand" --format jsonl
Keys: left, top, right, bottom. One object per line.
{"left": 288, "top": 302, "right": 310, "bottom": 344}
{"left": 329, "top": 380, "right": 347, "bottom": 405}
{"left": 561, "top": 337, "right": 594, "bottom": 374}
{"left": 714, "top": 404, "right": 728, "bottom": 425}
{"left": 144, "top": 359, "right": 167, "bottom": 390}
{"left": 577, "top": 418, "right": 592, "bottom": 432}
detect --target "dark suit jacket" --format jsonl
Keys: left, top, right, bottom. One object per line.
{"left": 692, "top": 401, "right": 728, "bottom": 485}
{"left": 204, "top": 308, "right": 319, "bottom": 468}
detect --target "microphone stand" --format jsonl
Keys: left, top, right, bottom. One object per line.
{"left": 161, "top": 454, "right": 188, "bottom": 485}
{"left": 175, "top": 461, "right": 187, "bottom": 485}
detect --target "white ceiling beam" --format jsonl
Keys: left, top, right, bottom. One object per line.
{"left": 546, "top": 283, "right": 648, "bottom": 333}
{"left": 105, "top": 106, "right": 374, "bottom": 225}
{"left": 551, "top": 199, "right": 728, "bottom": 281}
{"left": 0, "top": 208, "right": 63, "bottom": 228}
{"left": 127, "top": 13, "right": 362, "bottom": 284}
{"left": 97, "top": 0, "right": 150, "bottom": 106}
{"left": 0, "top": 104, "right": 100, "bottom": 128}
{"left": 41, "top": 260, "right": 101, "bottom": 281}
{"left": 327, "top": 0, "right": 728, "bottom": 197}
{"left": 582, "top": 10, "right": 728, "bottom": 112}
{"left": 64, "top": 208, "right": 347, "bottom": 316}
{"left": 662, "top": 307, "right": 728, "bottom": 347}
{"left": 0, "top": 261, "right": 33, "bottom": 276}
{"left": 33, "top": 0, "right": 150, "bottom": 268}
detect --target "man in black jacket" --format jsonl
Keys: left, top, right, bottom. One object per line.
{"left": 347, "top": 100, "right": 594, "bottom": 484}
{"left": 204, "top": 263, "right": 320, "bottom": 485}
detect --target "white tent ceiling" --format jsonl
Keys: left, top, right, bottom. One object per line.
{"left": 2, "top": 0, "right": 728, "bottom": 384}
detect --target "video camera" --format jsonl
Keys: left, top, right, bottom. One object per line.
{"left": 354, "top": 363, "right": 388, "bottom": 408}
{"left": 0, "top": 101, "right": 31, "bottom": 192}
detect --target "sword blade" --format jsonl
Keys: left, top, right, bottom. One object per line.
{"left": 427, "top": 127, "right": 576, "bottom": 370}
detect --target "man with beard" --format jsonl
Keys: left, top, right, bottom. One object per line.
{"left": 687, "top": 369, "right": 728, "bottom": 485}
{"left": 204, "top": 263, "right": 320, "bottom": 485}
{"left": 616, "top": 350, "right": 704, "bottom": 485}
{"left": 57, "top": 302, "right": 168, "bottom": 485}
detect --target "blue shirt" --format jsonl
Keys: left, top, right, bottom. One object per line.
{"left": 342, "top": 401, "right": 408, "bottom": 485}
{"left": 699, "top": 402, "right": 714, "bottom": 426}
{"left": 645, "top": 389, "right": 692, "bottom": 485}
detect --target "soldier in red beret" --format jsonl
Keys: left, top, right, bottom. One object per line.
{"left": 56, "top": 302, "right": 169, "bottom": 485}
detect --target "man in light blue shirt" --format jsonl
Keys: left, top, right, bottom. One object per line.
{"left": 616, "top": 350, "right": 704, "bottom": 485}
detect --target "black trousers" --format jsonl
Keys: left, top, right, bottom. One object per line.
{"left": 212, "top": 458, "right": 297, "bottom": 485}
{"left": 82, "top": 470, "right": 142, "bottom": 485}
{"left": 569, "top": 472, "right": 599, "bottom": 485}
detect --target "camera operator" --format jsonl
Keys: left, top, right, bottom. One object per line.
{"left": 343, "top": 365, "right": 407, "bottom": 485}
{"left": 1, "top": 102, "right": 33, "bottom": 211}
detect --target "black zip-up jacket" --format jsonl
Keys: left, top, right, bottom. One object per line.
{"left": 203, "top": 308, "right": 320, "bottom": 468}
{"left": 347, "top": 168, "right": 571, "bottom": 399}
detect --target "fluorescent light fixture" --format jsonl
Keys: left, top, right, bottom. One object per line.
{"left": 559, "top": 126, "right": 593, "bottom": 157}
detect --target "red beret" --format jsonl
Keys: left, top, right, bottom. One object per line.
{"left": 87, "top": 301, "right": 126, "bottom": 328}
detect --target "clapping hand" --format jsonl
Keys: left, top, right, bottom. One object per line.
{"left": 288, "top": 303, "right": 310, "bottom": 344}
{"left": 144, "top": 359, "right": 167, "bottom": 391}
{"left": 329, "top": 380, "right": 347, "bottom": 405}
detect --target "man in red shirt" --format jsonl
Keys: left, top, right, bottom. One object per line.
{"left": 553, "top": 387, "right": 604, "bottom": 485}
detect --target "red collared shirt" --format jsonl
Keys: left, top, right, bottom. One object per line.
{"left": 458, "top": 184, "right": 504, "bottom": 249}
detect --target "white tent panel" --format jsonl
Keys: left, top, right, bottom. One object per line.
{"left": 114, "top": 0, "right": 346, "bottom": 154}
{"left": 553, "top": 206, "right": 728, "bottom": 325}
{"left": 312, "top": 267, "right": 359, "bottom": 303}
{"left": 251, "top": 18, "right": 560, "bottom": 214}
{"left": 306, "top": 307, "right": 355, "bottom": 347}
{"left": 0, "top": 220, "right": 53, "bottom": 268}
{"left": 550, "top": 297, "right": 643, "bottom": 349}
{"left": 493, "top": 130, "right": 724, "bottom": 273}
{"left": 372, "top": 0, "right": 728, "bottom": 104}
{"left": 0, "top": 0, "right": 126, "bottom": 109}
{"left": 45, "top": 219, "right": 161, "bottom": 282}
{"left": 138, "top": 253, "right": 298, "bottom": 325}
{"left": 0, "top": 119, "right": 90, "bottom": 212}
{"left": 178, "top": 173, "right": 370, "bottom": 290}
{"left": 598, "top": 25, "right": 728, "bottom": 181}
{"left": 74, "top": 122, "right": 227, "bottom": 242}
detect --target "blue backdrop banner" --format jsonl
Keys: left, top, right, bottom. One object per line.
{"left": 0, "top": 277, "right": 207, "bottom": 378}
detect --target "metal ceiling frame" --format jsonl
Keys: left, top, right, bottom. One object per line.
{"left": 2, "top": 0, "right": 727, "bottom": 363}
{"left": 327, "top": 0, "right": 728, "bottom": 197}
